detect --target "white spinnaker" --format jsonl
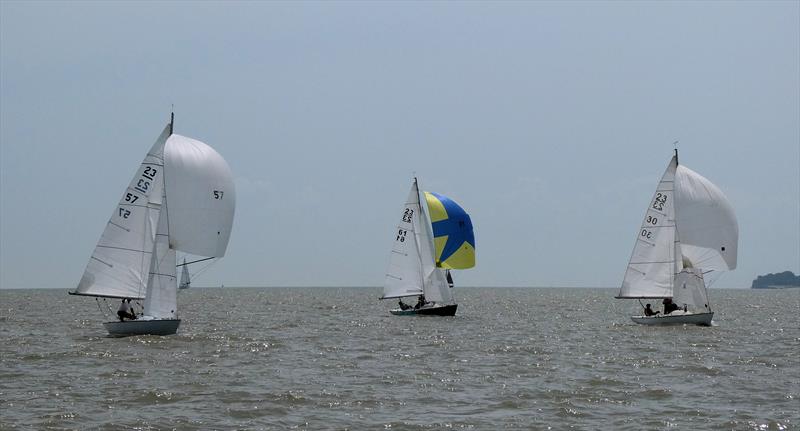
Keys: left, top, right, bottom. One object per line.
{"left": 164, "top": 134, "right": 236, "bottom": 258}
{"left": 179, "top": 259, "right": 190, "bottom": 289}
{"left": 75, "top": 125, "right": 170, "bottom": 299}
{"left": 674, "top": 165, "right": 738, "bottom": 271}
{"left": 419, "top": 189, "right": 454, "bottom": 305}
{"left": 383, "top": 181, "right": 425, "bottom": 299}
{"left": 618, "top": 156, "right": 678, "bottom": 298}
{"left": 143, "top": 187, "right": 177, "bottom": 318}
{"left": 672, "top": 268, "right": 710, "bottom": 313}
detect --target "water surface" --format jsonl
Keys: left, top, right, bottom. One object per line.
{"left": 1, "top": 287, "right": 797, "bottom": 430}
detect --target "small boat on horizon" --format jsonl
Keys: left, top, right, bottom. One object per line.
{"left": 616, "top": 149, "right": 738, "bottom": 326}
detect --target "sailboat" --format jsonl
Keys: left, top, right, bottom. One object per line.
{"left": 381, "top": 177, "right": 475, "bottom": 316}
{"left": 616, "top": 150, "right": 738, "bottom": 326}
{"left": 178, "top": 258, "right": 191, "bottom": 290}
{"left": 70, "top": 114, "right": 236, "bottom": 336}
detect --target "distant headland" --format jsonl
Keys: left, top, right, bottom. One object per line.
{"left": 751, "top": 271, "right": 800, "bottom": 289}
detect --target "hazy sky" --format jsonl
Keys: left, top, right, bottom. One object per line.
{"left": 1, "top": 1, "right": 798, "bottom": 290}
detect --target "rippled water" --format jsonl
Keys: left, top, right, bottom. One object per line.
{"left": 0, "top": 287, "right": 798, "bottom": 430}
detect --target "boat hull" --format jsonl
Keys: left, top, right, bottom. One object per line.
{"left": 390, "top": 304, "right": 458, "bottom": 316}
{"left": 630, "top": 312, "right": 713, "bottom": 326}
{"left": 103, "top": 319, "right": 181, "bottom": 336}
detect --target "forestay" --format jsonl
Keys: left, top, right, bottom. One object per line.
{"left": 74, "top": 125, "right": 170, "bottom": 299}
{"left": 164, "top": 134, "right": 236, "bottom": 258}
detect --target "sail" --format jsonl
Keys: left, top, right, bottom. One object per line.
{"left": 383, "top": 181, "right": 425, "bottom": 299}
{"left": 143, "top": 187, "right": 177, "bottom": 318}
{"left": 74, "top": 125, "right": 170, "bottom": 299}
{"left": 423, "top": 192, "right": 475, "bottom": 269}
{"left": 674, "top": 165, "right": 738, "bottom": 271}
{"left": 164, "top": 134, "right": 236, "bottom": 258}
{"left": 618, "top": 155, "right": 678, "bottom": 298}
{"left": 179, "top": 258, "right": 190, "bottom": 289}
{"left": 672, "top": 268, "right": 711, "bottom": 313}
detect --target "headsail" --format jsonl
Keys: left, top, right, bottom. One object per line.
{"left": 164, "top": 134, "right": 236, "bottom": 258}
{"left": 143, "top": 186, "right": 177, "bottom": 318}
{"left": 618, "top": 155, "right": 678, "bottom": 298}
{"left": 73, "top": 125, "right": 170, "bottom": 299}
{"left": 423, "top": 192, "right": 475, "bottom": 269}
{"left": 674, "top": 165, "right": 738, "bottom": 271}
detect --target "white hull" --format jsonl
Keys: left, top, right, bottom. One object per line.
{"left": 630, "top": 312, "right": 713, "bottom": 326}
{"left": 103, "top": 319, "right": 181, "bottom": 336}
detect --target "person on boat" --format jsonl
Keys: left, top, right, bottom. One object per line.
{"left": 662, "top": 298, "right": 679, "bottom": 315}
{"left": 117, "top": 298, "right": 136, "bottom": 321}
{"left": 414, "top": 295, "right": 427, "bottom": 310}
{"left": 643, "top": 303, "right": 660, "bottom": 316}
{"left": 398, "top": 299, "right": 411, "bottom": 311}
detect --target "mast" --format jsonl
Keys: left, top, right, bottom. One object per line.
{"left": 413, "top": 177, "right": 426, "bottom": 293}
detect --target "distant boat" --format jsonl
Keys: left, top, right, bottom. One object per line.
{"left": 381, "top": 177, "right": 475, "bottom": 316}
{"left": 616, "top": 150, "right": 738, "bottom": 326}
{"left": 178, "top": 258, "right": 191, "bottom": 290}
{"left": 71, "top": 114, "right": 236, "bottom": 336}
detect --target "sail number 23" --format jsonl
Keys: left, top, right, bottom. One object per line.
{"left": 652, "top": 193, "right": 667, "bottom": 211}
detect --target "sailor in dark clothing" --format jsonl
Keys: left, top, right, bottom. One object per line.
{"left": 414, "top": 295, "right": 427, "bottom": 310}
{"left": 398, "top": 299, "right": 411, "bottom": 310}
{"left": 644, "top": 303, "right": 660, "bottom": 316}
{"left": 662, "top": 298, "right": 679, "bottom": 314}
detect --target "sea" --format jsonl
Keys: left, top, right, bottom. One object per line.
{"left": 0, "top": 287, "right": 797, "bottom": 430}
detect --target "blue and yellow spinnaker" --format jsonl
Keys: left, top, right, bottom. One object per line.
{"left": 423, "top": 192, "right": 475, "bottom": 269}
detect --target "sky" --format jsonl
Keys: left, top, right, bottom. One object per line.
{"left": 1, "top": 1, "right": 798, "bottom": 290}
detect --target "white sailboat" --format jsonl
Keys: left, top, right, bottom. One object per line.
{"left": 178, "top": 258, "right": 190, "bottom": 290}
{"left": 380, "top": 177, "right": 475, "bottom": 316}
{"left": 71, "top": 114, "right": 236, "bottom": 336}
{"left": 617, "top": 150, "right": 738, "bottom": 326}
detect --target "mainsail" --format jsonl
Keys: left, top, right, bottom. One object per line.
{"left": 618, "top": 155, "right": 678, "bottom": 298}
{"left": 383, "top": 180, "right": 425, "bottom": 299}
{"left": 74, "top": 125, "right": 170, "bottom": 299}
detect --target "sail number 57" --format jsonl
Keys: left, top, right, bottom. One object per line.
{"left": 213, "top": 190, "right": 224, "bottom": 199}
